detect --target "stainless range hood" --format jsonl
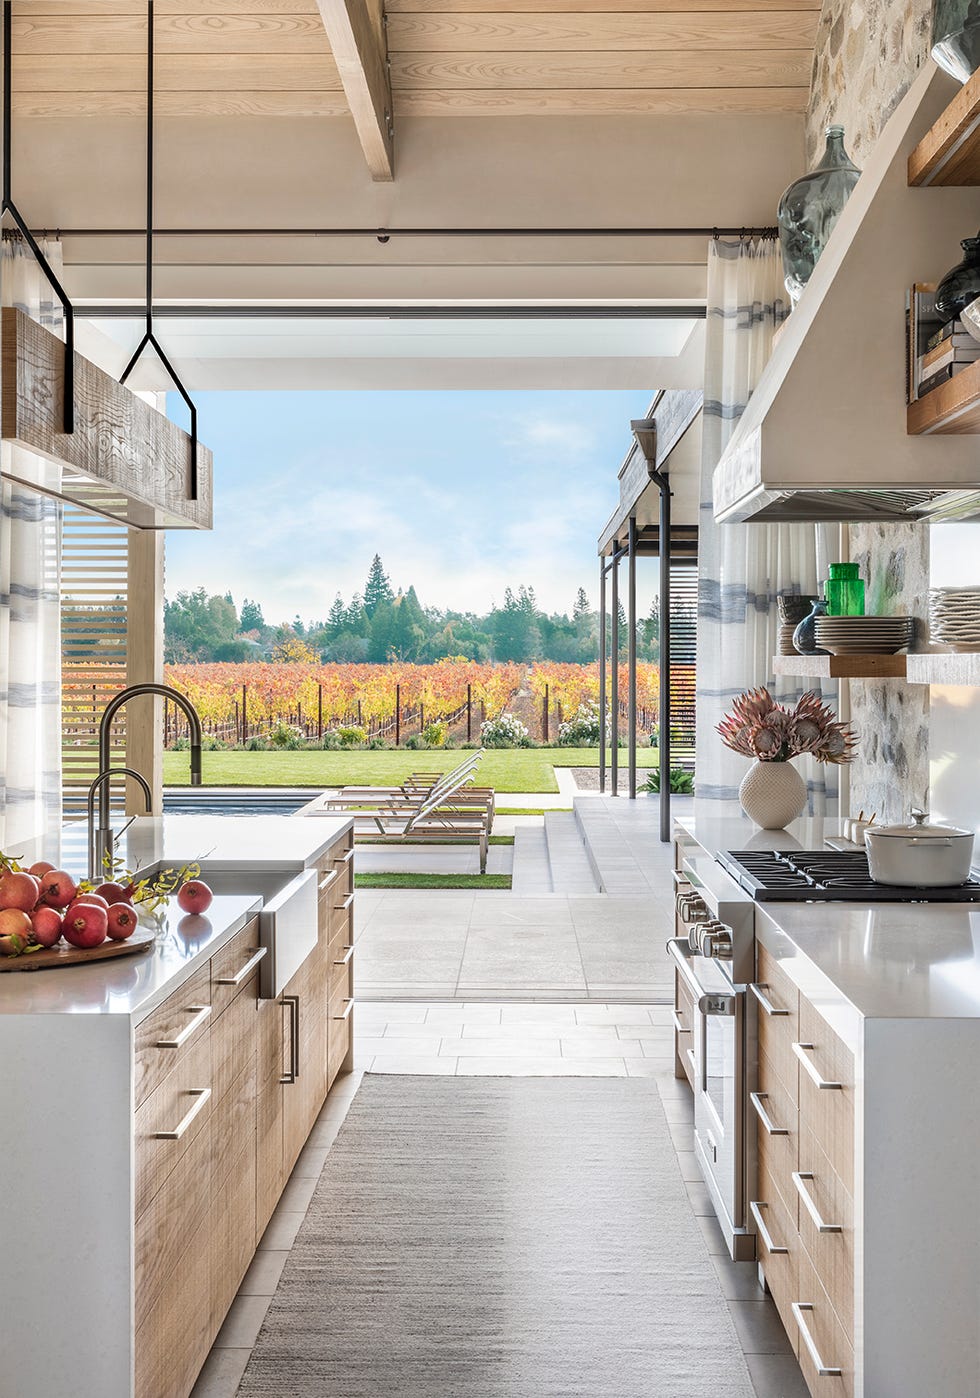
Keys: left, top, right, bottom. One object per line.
{"left": 713, "top": 65, "right": 980, "bottom": 527}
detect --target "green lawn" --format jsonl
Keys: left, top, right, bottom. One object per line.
{"left": 355, "top": 873, "right": 512, "bottom": 890}
{"left": 163, "top": 747, "right": 659, "bottom": 795}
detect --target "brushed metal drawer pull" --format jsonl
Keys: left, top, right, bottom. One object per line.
{"left": 792, "top": 1172, "right": 842, "bottom": 1233}
{"left": 750, "top": 1091, "right": 789, "bottom": 1137}
{"left": 792, "top": 1041, "right": 843, "bottom": 1090}
{"left": 280, "top": 994, "right": 300, "bottom": 1084}
{"left": 339, "top": 848, "right": 355, "bottom": 864}
{"left": 750, "top": 982, "right": 790, "bottom": 1018}
{"left": 791, "top": 1302, "right": 842, "bottom": 1377}
{"left": 215, "top": 946, "right": 267, "bottom": 986}
{"left": 671, "top": 1010, "right": 691, "bottom": 1035}
{"left": 319, "top": 869, "right": 339, "bottom": 893}
{"left": 335, "top": 892, "right": 355, "bottom": 913}
{"left": 749, "top": 1200, "right": 788, "bottom": 1255}
{"left": 334, "top": 944, "right": 355, "bottom": 966}
{"left": 156, "top": 1004, "right": 211, "bottom": 1049}
{"left": 333, "top": 997, "right": 355, "bottom": 1021}
{"left": 153, "top": 1088, "right": 211, "bottom": 1140}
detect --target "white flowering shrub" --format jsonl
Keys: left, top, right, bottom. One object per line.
{"left": 557, "top": 701, "right": 605, "bottom": 746}
{"left": 480, "top": 713, "right": 531, "bottom": 748}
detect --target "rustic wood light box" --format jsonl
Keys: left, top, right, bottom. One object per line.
{"left": 1, "top": 307, "right": 212, "bottom": 529}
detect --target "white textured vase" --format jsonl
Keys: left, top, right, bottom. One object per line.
{"left": 738, "top": 760, "right": 808, "bottom": 830}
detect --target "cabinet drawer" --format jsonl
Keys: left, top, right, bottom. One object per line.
{"left": 135, "top": 1035, "right": 212, "bottom": 1218}
{"left": 674, "top": 971, "right": 696, "bottom": 1089}
{"left": 796, "top": 1000, "right": 855, "bottom": 1194}
{"left": 212, "top": 969, "right": 259, "bottom": 1103}
{"left": 329, "top": 978, "right": 353, "bottom": 1082}
{"left": 135, "top": 1115, "right": 212, "bottom": 1398}
{"left": 210, "top": 919, "right": 264, "bottom": 1019}
{"left": 753, "top": 1048, "right": 799, "bottom": 1223}
{"left": 751, "top": 1158, "right": 800, "bottom": 1358}
{"left": 135, "top": 964, "right": 212, "bottom": 1107}
{"left": 754, "top": 945, "right": 800, "bottom": 1102}
{"left": 793, "top": 1246, "right": 855, "bottom": 1398}
{"left": 796, "top": 1126, "right": 854, "bottom": 1343}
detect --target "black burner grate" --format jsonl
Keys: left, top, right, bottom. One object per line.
{"left": 717, "top": 849, "right": 980, "bottom": 902}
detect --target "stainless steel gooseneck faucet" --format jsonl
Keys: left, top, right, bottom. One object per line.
{"left": 91, "top": 684, "right": 203, "bottom": 880}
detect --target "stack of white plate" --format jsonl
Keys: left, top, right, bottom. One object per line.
{"left": 929, "top": 588, "right": 980, "bottom": 651}
{"left": 814, "top": 615, "right": 915, "bottom": 655}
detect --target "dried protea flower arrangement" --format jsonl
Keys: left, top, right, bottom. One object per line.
{"left": 717, "top": 687, "right": 857, "bottom": 766}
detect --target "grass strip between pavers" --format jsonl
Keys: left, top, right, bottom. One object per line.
{"left": 495, "top": 807, "right": 572, "bottom": 816}
{"left": 355, "top": 873, "right": 512, "bottom": 890}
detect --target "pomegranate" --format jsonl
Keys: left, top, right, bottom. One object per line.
{"left": 0, "top": 871, "right": 41, "bottom": 913}
{"left": 30, "top": 906, "right": 63, "bottom": 948}
{"left": 95, "top": 882, "right": 135, "bottom": 906}
{"left": 28, "top": 860, "right": 55, "bottom": 878}
{"left": 39, "top": 870, "right": 77, "bottom": 910}
{"left": 177, "top": 880, "right": 213, "bottom": 915}
{"left": 73, "top": 893, "right": 110, "bottom": 910}
{"left": 0, "top": 908, "right": 32, "bottom": 955}
{"left": 62, "top": 901, "right": 108, "bottom": 950}
{"left": 106, "top": 903, "right": 139, "bottom": 941}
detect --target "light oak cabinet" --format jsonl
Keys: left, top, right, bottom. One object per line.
{"left": 752, "top": 956, "right": 856, "bottom": 1398}
{"left": 133, "top": 829, "right": 355, "bottom": 1398}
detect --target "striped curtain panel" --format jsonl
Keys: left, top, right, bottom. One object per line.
{"left": 694, "top": 237, "right": 839, "bottom": 816}
{"left": 0, "top": 237, "right": 64, "bottom": 846}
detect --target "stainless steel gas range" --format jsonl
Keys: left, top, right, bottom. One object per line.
{"left": 669, "top": 841, "right": 980, "bottom": 1263}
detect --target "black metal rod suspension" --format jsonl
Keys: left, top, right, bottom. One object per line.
{"left": 30, "top": 225, "right": 780, "bottom": 241}
{"left": 2, "top": 0, "right": 74, "bottom": 433}
{"left": 119, "top": 0, "right": 199, "bottom": 502}
{"left": 598, "top": 560, "right": 606, "bottom": 796}
{"left": 610, "top": 551, "right": 619, "bottom": 799}
{"left": 651, "top": 470, "right": 672, "bottom": 843}
{"left": 628, "top": 514, "right": 637, "bottom": 801}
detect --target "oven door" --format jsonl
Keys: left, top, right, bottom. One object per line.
{"left": 667, "top": 938, "right": 753, "bottom": 1261}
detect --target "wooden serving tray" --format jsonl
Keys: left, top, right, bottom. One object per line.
{"left": 0, "top": 927, "right": 155, "bottom": 972}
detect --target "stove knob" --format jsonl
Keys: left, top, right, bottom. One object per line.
{"left": 678, "top": 895, "right": 708, "bottom": 924}
{"left": 703, "top": 927, "right": 733, "bottom": 960}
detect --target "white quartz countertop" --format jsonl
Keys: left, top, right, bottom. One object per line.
{"left": 675, "top": 804, "right": 980, "bottom": 1028}
{"left": 0, "top": 813, "right": 354, "bottom": 1021}
{"left": 0, "top": 893, "right": 261, "bottom": 1021}
{"left": 10, "top": 812, "right": 354, "bottom": 879}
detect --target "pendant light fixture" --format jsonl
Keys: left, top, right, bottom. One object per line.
{"left": 1, "top": 0, "right": 74, "bottom": 432}
{"left": 119, "top": 0, "right": 199, "bottom": 500}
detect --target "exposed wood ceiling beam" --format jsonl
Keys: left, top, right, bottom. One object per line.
{"left": 314, "top": 0, "right": 394, "bottom": 180}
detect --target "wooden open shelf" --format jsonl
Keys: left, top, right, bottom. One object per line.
{"left": 906, "top": 651, "right": 980, "bottom": 685}
{"left": 909, "top": 68, "right": 980, "bottom": 185}
{"left": 772, "top": 653, "right": 908, "bottom": 679}
{"left": 908, "top": 356, "right": 980, "bottom": 434}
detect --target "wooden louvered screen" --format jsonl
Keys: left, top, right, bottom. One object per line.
{"left": 669, "top": 561, "right": 697, "bottom": 774}
{"left": 61, "top": 509, "right": 128, "bottom": 816}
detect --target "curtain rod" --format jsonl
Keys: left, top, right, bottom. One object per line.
{"left": 14, "top": 225, "right": 780, "bottom": 241}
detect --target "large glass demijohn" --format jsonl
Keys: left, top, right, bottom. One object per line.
{"left": 932, "top": 0, "right": 980, "bottom": 82}
{"left": 777, "top": 126, "right": 861, "bottom": 306}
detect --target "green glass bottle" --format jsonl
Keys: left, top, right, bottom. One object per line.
{"left": 825, "top": 562, "right": 865, "bottom": 617}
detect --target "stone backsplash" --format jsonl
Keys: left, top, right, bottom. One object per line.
{"left": 807, "top": 2, "right": 933, "bottom": 818}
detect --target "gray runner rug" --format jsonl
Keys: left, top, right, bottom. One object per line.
{"left": 238, "top": 1075, "right": 756, "bottom": 1397}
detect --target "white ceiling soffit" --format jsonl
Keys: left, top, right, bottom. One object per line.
{"left": 76, "top": 313, "right": 704, "bottom": 391}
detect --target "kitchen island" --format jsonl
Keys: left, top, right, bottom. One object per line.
{"left": 675, "top": 806, "right": 980, "bottom": 1397}
{"left": 0, "top": 813, "right": 355, "bottom": 1398}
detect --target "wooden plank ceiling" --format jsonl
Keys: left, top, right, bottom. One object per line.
{"left": 14, "top": 0, "right": 819, "bottom": 120}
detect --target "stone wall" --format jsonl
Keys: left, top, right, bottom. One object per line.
{"left": 806, "top": 0, "right": 931, "bottom": 165}
{"left": 807, "top": 0, "right": 933, "bottom": 821}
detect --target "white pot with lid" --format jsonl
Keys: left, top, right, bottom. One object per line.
{"left": 864, "top": 809, "right": 976, "bottom": 887}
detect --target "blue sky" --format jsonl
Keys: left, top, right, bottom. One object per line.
{"left": 166, "top": 389, "right": 653, "bottom": 625}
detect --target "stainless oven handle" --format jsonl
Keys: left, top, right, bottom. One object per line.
{"left": 750, "top": 982, "right": 789, "bottom": 1018}
{"left": 750, "top": 1091, "right": 789, "bottom": 1137}
{"left": 666, "top": 937, "right": 707, "bottom": 1000}
{"left": 749, "top": 1200, "right": 788, "bottom": 1255}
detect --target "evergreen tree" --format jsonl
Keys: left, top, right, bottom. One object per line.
{"left": 345, "top": 591, "right": 365, "bottom": 630}
{"left": 573, "top": 587, "right": 590, "bottom": 618}
{"left": 617, "top": 600, "right": 628, "bottom": 658}
{"left": 326, "top": 594, "right": 346, "bottom": 636}
{"left": 363, "top": 554, "right": 394, "bottom": 616}
{"left": 239, "top": 598, "right": 264, "bottom": 632}
{"left": 642, "top": 597, "right": 660, "bottom": 660}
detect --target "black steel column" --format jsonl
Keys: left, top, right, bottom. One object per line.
{"left": 628, "top": 515, "right": 638, "bottom": 800}
{"left": 610, "top": 548, "right": 619, "bottom": 797}
{"left": 598, "top": 558, "right": 607, "bottom": 794}
{"left": 654, "top": 474, "right": 671, "bottom": 842}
